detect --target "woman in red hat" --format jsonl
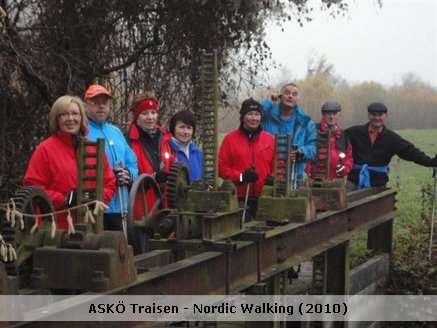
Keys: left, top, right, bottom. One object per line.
{"left": 125, "top": 92, "right": 175, "bottom": 221}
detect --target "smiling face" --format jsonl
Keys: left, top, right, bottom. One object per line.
{"left": 136, "top": 109, "right": 158, "bottom": 131}
{"left": 85, "top": 94, "right": 111, "bottom": 123}
{"left": 174, "top": 120, "right": 193, "bottom": 144}
{"left": 368, "top": 111, "right": 387, "bottom": 128}
{"left": 243, "top": 110, "right": 262, "bottom": 130}
{"left": 57, "top": 102, "right": 82, "bottom": 135}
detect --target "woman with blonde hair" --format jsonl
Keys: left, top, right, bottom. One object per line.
{"left": 23, "top": 95, "right": 116, "bottom": 229}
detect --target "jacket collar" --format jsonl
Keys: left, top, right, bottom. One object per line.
{"left": 271, "top": 103, "right": 311, "bottom": 125}
{"left": 170, "top": 137, "right": 192, "bottom": 149}
{"left": 320, "top": 118, "right": 341, "bottom": 137}
{"left": 54, "top": 131, "right": 80, "bottom": 147}
{"left": 364, "top": 122, "right": 386, "bottom": 134}
{"left": 88, "top": 118, "right": 107, "bottom": 128}
{"left": 239, "top": 124, "right": 262, "bottom": 141}
{"left": 128, "top": 123, "right": 171, "bottom": 141}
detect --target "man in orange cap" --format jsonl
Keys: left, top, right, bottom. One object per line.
{"left": 84, "top": 84, "right": 138, "bottom": 232}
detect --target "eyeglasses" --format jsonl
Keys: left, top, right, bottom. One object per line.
{"left": 57, "top": 112, "right": 81, "bottom": 119}
{"left": 87, "top": 98, "right": 111, "bottom": 106}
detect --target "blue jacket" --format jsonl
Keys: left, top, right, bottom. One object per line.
{"left": 87, "top": 119, "right": 138, "bottom": 214}
{"left": 260, "top": 99, "right": 317, "bottom": 184}
{"left": 169, "top": 138, "right": 203, "bottom": 182}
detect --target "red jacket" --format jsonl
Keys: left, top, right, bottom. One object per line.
{"left": 126, "top": 124, "right": 175, "bottom": 220}
{"left": 23, "top": 132, "right": 116, "bottom": 229}
{"left": 305, "top": 119, "right": 353, "bottom": 180}
{"left": 218, "top": 128, "right": 274, "bottom": 199}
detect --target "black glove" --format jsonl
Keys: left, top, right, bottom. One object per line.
{"left": 336, "top": 163, "right": 345, "bottom": 177}
{"left": 154, "top": 170, "right": 168, "bottom": 183}
{"left": 290, "top": 145, "right": 303, "bottom": 162}
{"left": 64, "top": 189, "right": 77, "bottom": 208}
{"left": 264, "top": 175, "right": 274, "bottom": 186}
{"left": 113, "top": 168, "right": 123, "bottom": 186}
{"left": 113, "top": 167, "right": 132, "bottom": 186}
{"left": 240, "top": 168, "right": 259, "bottom": 183}
{"left": 84, "top": 191, "right": 96, "bottom": 202}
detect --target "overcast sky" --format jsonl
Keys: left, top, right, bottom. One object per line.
{"left": 265, "top": 0, "right": 437, "bottom": 88}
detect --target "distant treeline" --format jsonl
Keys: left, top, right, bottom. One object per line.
{"left": 298, "top": 72, "right": 437, "bottom": 130}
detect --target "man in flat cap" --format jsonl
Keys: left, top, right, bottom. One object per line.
{"left": 305, "top": 101, "right": 353, "bottom": 180}
{"left": 345, "top": 102, "right": 437, "bottom": 189}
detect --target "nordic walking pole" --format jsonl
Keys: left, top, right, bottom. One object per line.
{"left": 118, "top": 182, "right": 128, "bottom": 239}
{"left": 291, "top": 159, "right": 297, "bottom": 190}
{"left": 114, "top": 162, "right": 128, "bottom": 239}
{"left": 109, "top": 141, "right": 128, "bottom": 239}
{"left": 428, "top": 167, "right": 437, "bottom": 260}
{"left": 242, "top": 183, "right": 250, "bottom": 226}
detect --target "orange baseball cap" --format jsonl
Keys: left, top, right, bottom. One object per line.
{"left": 84, "top": 84, "right": 112, "bottom": 99}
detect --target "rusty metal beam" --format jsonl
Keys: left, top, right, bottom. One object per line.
{"left": 99, "top": 189, "right": 396, "bottom": 295}
{"left": 11, "top": 189, "right": 396, "bottom": 328}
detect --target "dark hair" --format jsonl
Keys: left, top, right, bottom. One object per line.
{"left": 169, "top": 110, "right": 197, "bottom": 136}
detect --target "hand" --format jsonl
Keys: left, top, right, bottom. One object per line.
{"left": 264, "top": 175, "right": 274, "bottom": 186}
{"left": 336, "top": 163, "right": 345, "bottom": 177}
{"left": 113, "top": 167, "right": 132, "bottom": 186}
{"left": 431, "top": 155, "right": 437, "bottom": 168}
{"left": 83, "top": 191, "right": 96, "bottom": 201}
{"left": 290, "top": 148, "right": 303, "bottom": 162}
{"left": 154, "top": 170, "right": 168, "bottom": 183}
{"left": 64, "top": 189, "right": 77, "bottom": 208}
{"left": 270, "top": 90, "right": 280, "bottom": 103}
{"left": 240, "top": 168, "right": 259, "bottom": 183}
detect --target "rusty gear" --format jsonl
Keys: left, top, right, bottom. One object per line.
{"left": 166, "top": 162, "right": 191, "bottom": 210}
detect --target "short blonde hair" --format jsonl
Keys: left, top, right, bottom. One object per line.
{"left": 49, "top": 95, "right": 88, "bottom": 135}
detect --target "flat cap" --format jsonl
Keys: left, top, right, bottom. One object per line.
{"left": 367, "top": 102, "right": 387, "bottom": 113}
{"left": 321, "top": 101, "right": 341, "bottom": 112}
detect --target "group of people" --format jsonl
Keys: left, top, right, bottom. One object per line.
{"left": 23, "top": 82, "right": 437, "bottom": 229}
{"left": 23, "top": 85, "right": 202, "bottom": 230}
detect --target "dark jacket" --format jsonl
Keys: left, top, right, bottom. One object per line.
{"left": 346, "top": 123, "right": 436, "bottom": 187}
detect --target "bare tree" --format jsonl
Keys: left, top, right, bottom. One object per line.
{"left": 0, "top": 0, "right": 349, "bottom": 198}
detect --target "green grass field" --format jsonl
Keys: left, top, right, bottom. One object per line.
{"left": 387, "top": 129, "right": 437, "bottom": 235}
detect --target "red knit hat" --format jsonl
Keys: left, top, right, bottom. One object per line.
{"left": 132, "top": 99, "right": 159, "bottom": 120}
